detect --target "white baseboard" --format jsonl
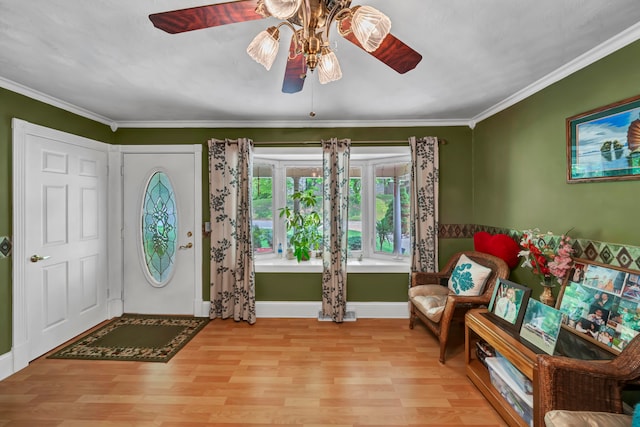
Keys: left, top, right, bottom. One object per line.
{"left": 108, "top": 298, "right": 123, "bottom": 318}
{"left": 198, "top": 301, "right": 210, "bottom": 317}
{"left": 256, "top": 301, "right": 410, "bottom": 319}
{"left": 0, "top": 351, "right": 13, "bottom": 381}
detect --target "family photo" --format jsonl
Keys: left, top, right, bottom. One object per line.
{"left": 558, "top": 264, "right": 640, "bottom": 351}
{"left": 489, "top": 279, "right": 530, "bottom": 329}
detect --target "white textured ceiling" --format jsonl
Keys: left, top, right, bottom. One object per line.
{"left": 1, "top": 1, "right": 639, "bottom": 128}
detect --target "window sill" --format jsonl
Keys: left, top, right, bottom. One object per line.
{"left": 254, "top": 256, "right": 410, "bottom": 273}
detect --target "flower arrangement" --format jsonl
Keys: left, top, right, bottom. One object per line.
{"left": 518, "top": 229, "right": 574, "bottom": 286}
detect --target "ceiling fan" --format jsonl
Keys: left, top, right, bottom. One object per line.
{"left": 149, "top": 0, "right": 422, "bottom": 93}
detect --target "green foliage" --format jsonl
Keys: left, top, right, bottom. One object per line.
{"left": 252, "top": 176, "right": 273, "bottom": 200}
{"left": 376, "top": 219, "right": 392, "bottom": 251}
{"left": 348, "top": 232, "right": 362, "bottom": 251}
{"left": 374, "top": 186, "right": 411, "bottom": 251}
{"left": 400, "top": 187, "right": 410, "bottom": 234}
{"left": 348, "top": 178, "right": 362, "bottom": 220}
{"left": 279, "top": 189, "right": 322, "bottom": 262}
{"left": 375, "top": 197, "right": 388, "bottom": 220}
{"left": 252, "top": 198, "right": 273, "bottom": 220}
{"left": 252, "top": 226, "right": 272, "bottom": 250}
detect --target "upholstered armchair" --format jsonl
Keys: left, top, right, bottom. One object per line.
{"left": 409, "top": 251, "right": 510, "bottom": 363}
{"left": 537, "top": 334, "right": 640, "bottom": 427}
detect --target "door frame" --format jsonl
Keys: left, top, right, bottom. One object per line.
{"left": 11, "top": 118, "right": 110, "bottom": 373}
{"left": 108, "top": 145, "right": 204, "bottom": 318}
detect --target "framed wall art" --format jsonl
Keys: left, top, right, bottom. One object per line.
{"left": 556, "top": 258, "right": 640, "bottom": 354}
{"left": 566, "top": 94, "right": 640, "bottom": 183}
{"left": 488, "top": 278, "right": 531, "bottom": 331}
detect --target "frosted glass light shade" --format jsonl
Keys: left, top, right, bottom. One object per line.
{"left": 263, "top": 0, "right": 302, "bottom": 19}
{"left": 318, "top": 49, "right": 342, "bottom": 84}
{"left": 247, "top": 27, "right": 280, "bottom": 70}
{"left": 351, "top": 6, "right": 391, "bottom": 52}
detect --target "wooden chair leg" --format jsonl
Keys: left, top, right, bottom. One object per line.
{"left": 409, "top": 305, "right": 416, "bottom": 329}
{"left": 438, "top": 338, "right": 448, "bottom": 364}
{"left": 438, "top": 308, "right": 453, "bottom": 364}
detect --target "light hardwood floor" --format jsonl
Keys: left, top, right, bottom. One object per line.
{"left": 0, "top": 317, "right": 507, "bottom": 427}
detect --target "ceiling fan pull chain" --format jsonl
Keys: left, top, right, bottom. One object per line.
{"left": 309, "top": 71, "right": 316, "bottom": 118}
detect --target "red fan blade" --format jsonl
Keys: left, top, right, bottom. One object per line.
{"left": 339, "top": 17, "right": 422, "bottom": 74}
{"left": 282, "top": 36, "right": 307, "bottom": 94}
{"left": 149, "top": 0, "right": 263, "bottom": 34}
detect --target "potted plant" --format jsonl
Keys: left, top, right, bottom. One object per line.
{"left": 279, "top": 189, "right": 322, "bottom": 262}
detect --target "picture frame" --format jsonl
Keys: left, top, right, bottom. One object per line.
{"left": 566, "top": 94, "right": 640, "bottom": 183}
{"left": 488, "top": 278, "right": 531, "bottom": 331}
{"left": 519, "top": 298, "right": 565, "bottom": 355}
{"left": 556, "top": 258, "right": 640, "bottom": 354}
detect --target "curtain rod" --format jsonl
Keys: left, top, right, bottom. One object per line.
{"left": 252, "top": 138, "right": 447, "bottom": 145}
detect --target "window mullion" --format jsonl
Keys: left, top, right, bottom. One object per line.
{"left": 362, "top": 162, "right": 374, "bottom": 257}
{"left": 273, "top": 162, "right": 286, "bottom": 252}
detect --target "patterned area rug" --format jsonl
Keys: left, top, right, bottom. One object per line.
{"left": 47, "top": 314, "right": 209, "bottom": 362}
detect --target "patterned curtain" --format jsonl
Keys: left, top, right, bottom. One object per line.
{"left": 409, "top": 136, "right": 439, "bottom": 273}
{"left": 321, "top": 138, "right": 351, "bottom": 322}
{"left": 208, "top": 138, "right": 256, "bottom": 324}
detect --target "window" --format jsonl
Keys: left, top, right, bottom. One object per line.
{"left": 374, "top": 162, "right": 410, "bottom": 256}
{"left": 142, "top": 171, "right": 177, "bottom": 285}
{"left": 252, "top": 164, "right": 274, "bottom": 253}
{"left": 252, "top": 146, "right": 410, "bottom": 267}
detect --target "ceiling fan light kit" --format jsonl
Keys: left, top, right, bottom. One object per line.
{"left": 263, "top": 0, "right": 303, "bottom": 19}
{"left": 246, "top": 26, "right": 281, "bottom": 70}
{"left": 349, "top": 5, "right": 391, "bottom": 52}
{"left": 317, "top": 47, "right": 342, "bottom": 84}
{"left": 149, "top": 0, "right": 422, "bottom": 93}
{"left": 247, "top": 0, "right": 391, "bottom": 80}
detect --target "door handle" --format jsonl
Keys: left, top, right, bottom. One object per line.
{"left": 30, "top": 254, "right": 50, "bottom": 263}
{"left": 179, "top": 242, "right": 193, "bottom": 250}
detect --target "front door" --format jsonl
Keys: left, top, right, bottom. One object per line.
{"left": 122, "top": 152, "right": 199, "bottom": 315}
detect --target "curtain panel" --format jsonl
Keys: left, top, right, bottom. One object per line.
{"left": 208, "top": 138, "right": 256, "bottom": 324}
{"left": 321, "top": 138, "right": 351, "bottom": 322}
{"left": 409, "top": 136, "right": 439, "bottom": 273}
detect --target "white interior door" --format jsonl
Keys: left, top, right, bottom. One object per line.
{"left": 17, "top": 122, "right": 108, "bottom": 362}
{"left": 123, "top": 153, "right": 199, "bottom": 315}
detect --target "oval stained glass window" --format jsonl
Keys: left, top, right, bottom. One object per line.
{"left": 141, "top": 171, "right": 177, "bottom": 285}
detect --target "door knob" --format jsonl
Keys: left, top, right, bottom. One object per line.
{"left": 179, "top": 242, "right": 193, "bottom": 250}
{"left": 30, "top": 254, "right": 50, "bottom": 263}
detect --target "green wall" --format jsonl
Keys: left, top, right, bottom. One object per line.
{"left": 473, "top": 40, "right": 640, "bottom": 298}
{"left": 255, "top": 273, "right": 411, "bottom": 301}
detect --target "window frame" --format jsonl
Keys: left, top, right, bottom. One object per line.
{"left": 253, "top": 146, "right": 411, "bottom": 272}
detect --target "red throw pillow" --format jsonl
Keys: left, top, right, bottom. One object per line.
{"left": 474, "top": 231, "right": 520, "bottom": 269}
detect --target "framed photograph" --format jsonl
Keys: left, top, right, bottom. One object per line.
{"left": 519, "top": 299, "right": 565, "bottom": 355}
{"left": 566, "top": 94, "right": 640, "bottom": 183}
{"left": 488, "top": 279, "right": 531, "bottom": 331}
{"left": 557, "top": 258, "right": 640, "bottom": 354}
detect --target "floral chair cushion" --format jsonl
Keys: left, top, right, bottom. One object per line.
{"left": 447, "top": 254, "right": 493, "bottom": 296}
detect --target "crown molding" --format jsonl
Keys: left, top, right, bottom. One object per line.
{"left": 472, "top": 21, "right": 640, "bottom": 124}
{"left": 114, "top": 118, "right": 472, "bottom": 129}
{"left": 0, "top": 76, "right": 116, "bottom": 129}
